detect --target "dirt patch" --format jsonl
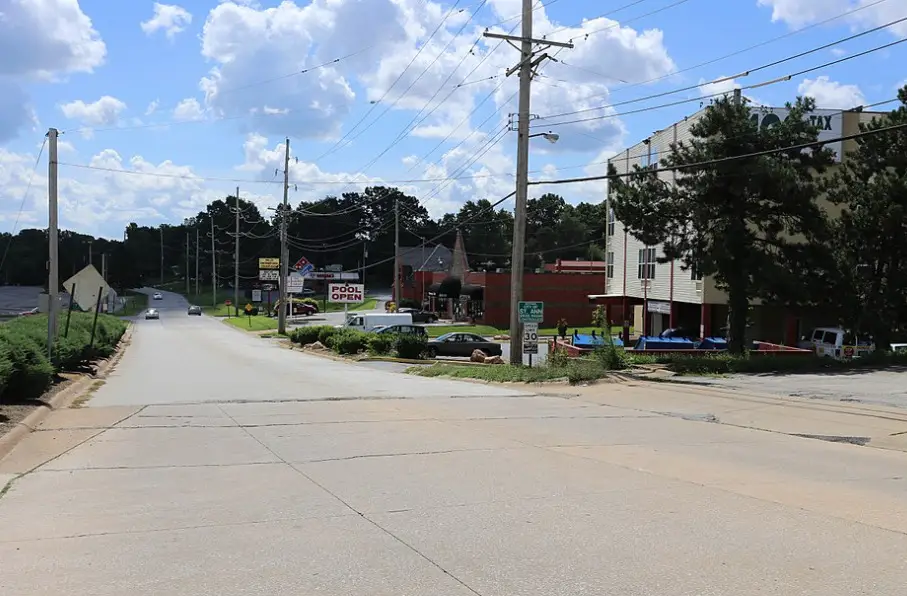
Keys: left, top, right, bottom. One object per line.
{"left": 0, "top": 374, "right": 80, "bottom": 437}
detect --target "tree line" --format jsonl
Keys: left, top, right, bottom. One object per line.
{"left": 0, "top": 185, "right": 606, "bottom": 294}
{"left": 610, "top": 87, "right": 907, "bottom": 353}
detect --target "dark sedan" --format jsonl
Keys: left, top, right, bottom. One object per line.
{"left": 426, "top": 332, "right": 502, "bottom": 358}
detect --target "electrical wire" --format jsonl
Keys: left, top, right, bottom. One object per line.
{"left": 537, "top": 15, "right": 907, "bottom": 122}
{"left": 0, "top": 138, "right": 47, "bottom": 275}
{"left": 534, "top": 38, "right": 907, "bottom": 129}
{"left": 545, "top": 0, "right": 694, "bottom": 43}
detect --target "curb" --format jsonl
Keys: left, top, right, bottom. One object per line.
{"left": 0, "top": 323, "right": 134, "bottom": 462}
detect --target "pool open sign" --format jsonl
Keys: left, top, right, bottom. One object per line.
{"left": 328, "top": 283, "right": 364, "bottom": 303}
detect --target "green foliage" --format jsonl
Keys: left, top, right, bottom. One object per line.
{"left": 301, "top": 298, "right": 318, "bottom": 308}
{"left": 547, "top": 346, "right": 570, "bottom": 368}
{"left": 291, "top": 325, "right": 335, "bottom": 345}
{"left": 593, "top": 340, "right": 629, "bottom": 371}
{"left": 331, "top": 329, "right": 369, "bottom": 355}
{"left": 366, "top": 334, "right": 394, "bottom": 355}
{"left": 394, "top": 334, "right": 428, "bottom": 359}
{"left": 821, "top": 87, "right": 907, "bottom": 349}
{"left": 398, "top": 298, "right": 420, "bottom": 309}
{"left": 317, "top": 326, "right": 338, "bottom": 347}
{"left": 609, "top": 96, "right": 834, "bottom": 353}
{"left": 0, "top": 313, "right": 126, "bottom": 403}
{"left": 637, "top": 351, "right": 907, "bottom": 375}
{"left": 591, "top": 306, "right": 608, "bottom": 330}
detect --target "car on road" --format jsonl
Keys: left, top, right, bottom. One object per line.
{"left": 397, "top": 307, "right": 439, "bottom": 323}
{"left": 145, "top": 308, "right": 160, "bottom": 320}
{"left": 152, "top": 292, "right": 163, "bottom": 300}
{"left": 426, "top": 332, "right": 502, "bottom": 358}
{"left": 373, "top": 324, "right": 428, "bottom": 337}
{"left": 187, "top": 305, "right": 202, "bottom": 316}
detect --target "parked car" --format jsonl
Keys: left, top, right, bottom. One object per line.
{"left": 145, "top": 309, "right": 160, "bottom": 320}
{"left": 341, "top": 312, "right": 412, "bottom": 332}
{"left": 274, "top": 301, "right": 317, "bottom": 317}
{"left": 152, "top": 292, "right": 163, "bottom": 300}
{"left": 397, "top": 308, "right": 439, "bottom": 323}
{"left": 426, "top": 332, "right": 502, "bottom": 358}
{"left": 187, "top": 305, "right": 202, "bottom": 316}
{"left": 301, "top": 288, "right": 316, "bottom": 297}
{"left": 373, "top": 324, "right": 428, "bottom": 337}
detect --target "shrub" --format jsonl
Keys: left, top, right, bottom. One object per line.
{"left": 292, "top": 325, "right": 335, "bottom": 345}
{"left": 547, "top": 346, "right": 570, "bottom": 369}
{"left": 0, "top": 330, "right": 54, "bottom": 402}
{"left": 301, "top": 298, "right": 319, "bottom": 308}
{"left": 318, "top": 325, "right": 338, "bottom": 347}
{"left": 395, "top": 334, "right": 427, "bottom": 359}
{"left": 398, "top": 298, "right": 420, "bottom": 309}
{"left": 593, "top": 341, "right": 629, "bottom": 371}
{"left": 366, "top": 334, "right": 394, "bottom": 355}
{"left": 332, "top": 329, "right": 369, "bottom": 355}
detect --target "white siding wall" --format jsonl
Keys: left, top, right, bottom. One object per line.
{"left": 606, "top": 113, "right": 707, "bottom": 305}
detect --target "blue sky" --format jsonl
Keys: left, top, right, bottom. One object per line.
{"left": 0, "top": 0, "right": 905, "bottom": 238}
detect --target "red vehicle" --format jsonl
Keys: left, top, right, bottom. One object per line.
{"left": 274, "top": 300, "right": 318, "bottom": 317}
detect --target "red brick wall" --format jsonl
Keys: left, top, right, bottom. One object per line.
{"left": 482, "top": 272, "right": 606, "bottom": 328}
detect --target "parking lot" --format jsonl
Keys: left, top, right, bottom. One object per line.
{"left": 674, "top": 368, "right": 907, "bottom": 409}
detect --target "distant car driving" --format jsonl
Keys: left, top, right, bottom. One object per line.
{"left": 426, "top": 332, "right": 502, "bottom": 358}
{"left": 152, "top": 292, "right": 163, "bottom": 300}
{"left": 145, "top": 308, "right": 160, "bottom": 320}
{"left": 373, "top": 324, "right": 428, "bottom": 337}
{"left": 187, "top": 305, "right": 202, "bottom": 316}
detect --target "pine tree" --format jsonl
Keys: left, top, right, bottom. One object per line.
{"left": 609, "top": 96, "right": 834, "bottom": 353}
{"left": 823, "top": 87, "right": 907, "bottom": 351}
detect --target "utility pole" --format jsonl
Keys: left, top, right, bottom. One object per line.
{"left": 210, "top": 217, "right": 216, "bottom": 309}
{"left": 101, "top": 253, "right": 107, "bottom": 281}
{"left": 234, "top": 187, "right": 240, "bottom": 317}
{"left": 394, "top": 196, "right": 400, "bottom": 304}
{"left": 484, "top": 1, "right": 572, "bottom": 364}
{"left": 160, "top": 226, "right": 164, "bottom": 286}
{"left": 185, "top": 230, "right": 190, "bottom": 297}
{"left": 47, "top": 128, "right": 59, "bottom": 359}
{"left": 278, "top": 138, "right": 290, "bottom": 335}
{"left": 195, "top": 226, "right": 200, "bottom": 297}
{"left": 88, "top": 240, "right": 93, "bottom": 269}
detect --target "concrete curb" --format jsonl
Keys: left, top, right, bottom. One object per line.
{"left": 0, "top": 323, "right": 134, "bottom": 462}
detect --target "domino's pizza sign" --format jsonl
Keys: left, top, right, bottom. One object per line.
{"left": 750, "top": 107, "right": 844, "bottom": 161}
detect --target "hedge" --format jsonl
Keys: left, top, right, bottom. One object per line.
{"left": 0, "top": 313, "right": 127, "bottom": 404}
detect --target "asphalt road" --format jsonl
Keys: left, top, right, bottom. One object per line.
{"left": 1, "top": 288, "right": 906, "bottom": 595}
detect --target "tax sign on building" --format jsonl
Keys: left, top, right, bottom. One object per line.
{"left": 328, "top": 283, "right": 365, "bottom": 303}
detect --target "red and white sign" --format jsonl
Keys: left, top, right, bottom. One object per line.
{"left": 293, "top": 256, "right": 311, "bottom": 271}
{"left": 328, "top": 283, "right": 365, "bottom": 304}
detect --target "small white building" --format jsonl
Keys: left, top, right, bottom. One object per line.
{"left": 602, "top": 103, "right": 883, "bottom": 344}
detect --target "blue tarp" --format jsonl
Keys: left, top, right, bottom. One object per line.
{"left": 634, "top": 336, "right": 697, "bottom": 350}
{"left": 572, "top": 334, "right": 624, "bottom": 348}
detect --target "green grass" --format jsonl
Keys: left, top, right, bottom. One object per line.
{"left": 117, "top": 291, "right": 148, "bottom": 316}
{"left": 223, "top": 315, "right": 278, "bottom": 331}
{"left": 410, "top": 357, "right": 618, "bottom": 384}
{"left": 321, "top": 298, "right": 378, "bottom": 313}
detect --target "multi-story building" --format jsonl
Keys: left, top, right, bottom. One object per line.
{"left": 601, "top": 103, "right": 884, "bottom": 344}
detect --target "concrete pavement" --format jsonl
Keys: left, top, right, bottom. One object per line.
{"left": 1, "top": 289, "right": 907, "bottom": 595}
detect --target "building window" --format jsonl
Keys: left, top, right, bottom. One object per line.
{"left": 638, "top": 247, "right": 656, "bottom": 280}
{"left": 607, "top": 208, "right": 615, "bottom": 236}
{"left": 606, "top": 251, "right": 614, "bottom": 279}
{"left": 691, "top": 264, "right": 703, "bottom": 281}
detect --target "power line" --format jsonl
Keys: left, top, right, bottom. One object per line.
{"left": 534, "top": 37, "right": 907, "bottom": 128}
{"left": 537, "top": 15, "right": 907, "bottom": 122}
{"left": 530, "top": 120, "right": 907, "bottom": 187}
{"left": 574, "top": 0, "right": 893, "bottom": 104}
{"left": 0, "top": 137, "right": 47, "bottom": 275}
{"left": 545, "top": 0, "right": 694, "bottom": 43}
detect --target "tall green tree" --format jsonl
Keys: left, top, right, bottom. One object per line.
{"left": 822, "top": 87, "right": 907, "bottom": 350}
{"left": 609, "top": 96, "right": 834, "bottom": 352}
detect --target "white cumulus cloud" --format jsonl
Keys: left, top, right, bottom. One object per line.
{"left": 141, "top": 3, "right": 193, "bottom": 39}
{"left": 0, "top": 0, "right": 106, "bottom": 140}
{"left": 797, "top": 76, "right": 866, "bottom": 108}
{"left": 60, "top": 96, "right": 128, "bottom": 126}
{"left": 173, "top": 98, "right": 205, "bottom": 121}
{"left": 757, "top": 0, "right": 907, "bottom": 37}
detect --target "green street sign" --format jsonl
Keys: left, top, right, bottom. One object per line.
{"left": 518, "top": 301, "right": 544, "bottom": 323}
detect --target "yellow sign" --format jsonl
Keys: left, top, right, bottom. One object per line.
{"left": 245, "top": 303, "right": 253, "bottom": 313}
{"left": 258, "top": 257, "right": 279, "bottom": 269}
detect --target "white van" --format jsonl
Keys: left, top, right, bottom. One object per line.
{"left": 340, "top": 312, "right": 413, "bottom": 332}
{"left": 799, "top": 326, "right": 874, "bottom": 360}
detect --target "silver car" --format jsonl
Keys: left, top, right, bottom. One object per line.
{"left": 145, "top": 308, "right": 160, "bottom": 320}
{"left": 187, "top": 305, "right": 202, "bottom": 316}
{"left": 152, "top": 292, "right": 163, "bottom": 300}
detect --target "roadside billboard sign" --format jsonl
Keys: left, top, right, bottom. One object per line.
{"left": 328, "top": 283, "right": 365, "bottom": 303}
{"left": 259, "top": 257, "right": 279, "bottom": 270}
{"left": 259, "top": 270, "right": 279, "bottom": 281}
